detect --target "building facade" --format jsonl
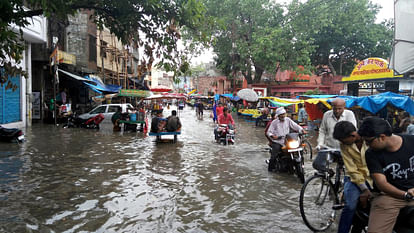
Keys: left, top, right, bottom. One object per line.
{"left": 1, "top": 14, "right": 47, "bottom": 128}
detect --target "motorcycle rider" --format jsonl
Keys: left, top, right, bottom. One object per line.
{"left": 266, "top": 107, "right": 306, "bottom": 172}
{"left": 358, "top": 117, "right": 414, "bottom": 233}
{"left": 333, "top": 121, "right": 373, "bottom": 233}
{"left": 214, "top": 107, "right": 235, "bottom": 141}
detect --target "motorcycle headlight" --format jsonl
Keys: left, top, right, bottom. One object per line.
{"left": 287, "top": 140, "right": 300, "bottom": 148}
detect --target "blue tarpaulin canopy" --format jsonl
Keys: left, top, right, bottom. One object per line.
{"left": 82, "top": 75, "right": 122, "bottom": 94}
{"left": 328, "top": 92, "right": 414, "bottom": 115}
{"left": 214, "top": 94, "right": 240, "bottom": 101}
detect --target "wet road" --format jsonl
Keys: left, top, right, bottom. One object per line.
{"left": 0, "top": 107, "right": 337, "bottom": 232}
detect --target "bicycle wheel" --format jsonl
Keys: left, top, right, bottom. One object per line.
{"left": 299, "top": 175, "right": 338, "bottom": 232}
{"left": 303, "top": 139, "right": 313, "bottom": 160}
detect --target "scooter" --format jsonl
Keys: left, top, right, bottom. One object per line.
{"left": 267, "top": 132, "right": 306, "bottom": 183}
{"left": 63, "top": 113, "right": 105, "bottom": 129}
{"left": 0, "top": 125, "right": 24, "bottom": 143}
{"left": 348, "top": 198, "right": 414, "bottom": 233}
{"left": 215, "top": 124, "right": 235, "bottom": 145}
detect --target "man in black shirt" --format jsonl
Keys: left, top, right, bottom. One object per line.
{"left": 166, "top": 110, "right": 181, "bottom": 132}
{"left": 358, "top": 117, "right": 414, "bottom": 233}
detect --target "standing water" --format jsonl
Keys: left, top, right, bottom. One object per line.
{"left": 0, "top": 107, "right": 336, "bottom": 232}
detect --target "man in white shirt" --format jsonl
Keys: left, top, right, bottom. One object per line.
{"left": 267, "top": 107, "right": 305, "bottom": 171}
{"left": 317, "top": 98, "right": 357, "bottom": 150}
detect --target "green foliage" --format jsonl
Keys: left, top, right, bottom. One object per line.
{"left": 304, "top": 88, "right": 320, "bottom": 95}
{"left": 198, "top": 0, "right": 393, "bottom": 84}
{"left": 201, "top": 0, "right": 315, "bottom": 84}
{"left": 1, "top": 0, "right": 209, "bottom": 87}
{"left": 290, "top": 0, "right": 393, "bottom": 76}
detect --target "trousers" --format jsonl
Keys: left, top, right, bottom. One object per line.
{"left": 368, "top": 193, "right": 414, "bottom": 233}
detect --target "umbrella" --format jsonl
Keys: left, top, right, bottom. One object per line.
{"left": 237, "top": 88, "right": 259, "bottom": 102}
{"left": 150, "top": 85, "right": 172, "bottom": 92}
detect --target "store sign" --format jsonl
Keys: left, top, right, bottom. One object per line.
{"left": 358, "top": 82, "right": 385, "bottom": 89}
{"left": 57, "top": 50, "right": 76, "bottom": 65}
{"left": 342, "top": 57, "right": 403, "bottom": 82}
{"left": 50, "top": 48, "right": 76, "bottom": 65}
{"left": 118, "top": 89, "right": 152, "bottom": 97}
{"left": 32, "top": 92, "right": 41, "bottom": 119}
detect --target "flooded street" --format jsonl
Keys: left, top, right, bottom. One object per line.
{"left": 0, "top": 107, "right": 336, "bottom": 233}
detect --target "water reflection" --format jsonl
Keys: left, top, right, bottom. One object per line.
{"left": 0, "top": 107, "right": 336, "bottom": 232}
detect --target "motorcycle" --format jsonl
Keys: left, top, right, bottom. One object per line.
{"left": 63, "top": 113, "right": 105, "bottom": 129}
{"left": 215, "top": 124, "right": 235, "bottom": 145}
{"left": 348, "top": 198, "right": 414, "bottom": 233}
{"left": 267, "top": 132, "right": 305, "bottom": 183}
{"left": 0, "top": 125, "right": 24, "bottom": 143}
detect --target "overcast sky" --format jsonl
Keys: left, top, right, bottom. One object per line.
{"left": 372, "top": 0, "right": 394, "bottom": 22}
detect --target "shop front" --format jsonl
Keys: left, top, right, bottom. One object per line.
{"left": 341, "top": 57, "right": 413, "bottom": 96}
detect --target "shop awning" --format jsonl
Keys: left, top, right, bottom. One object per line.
{"left": 214, "top": 94, "right": 240, "bottom": 101}
{"left": 118, "top": 89, "right": 152, "bottom": 97}
{"left": 328, "top": 92, "right": 414, "bottom": 115}
{"left": 83, "top": 75, "right": 122, "bottom": 94}
{"left": 58, "top": 68, "right": 91, "bottom": 82}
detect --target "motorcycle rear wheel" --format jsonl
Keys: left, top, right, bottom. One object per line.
{"left": 300, "top": 175, "right": 338, "bottom": 232}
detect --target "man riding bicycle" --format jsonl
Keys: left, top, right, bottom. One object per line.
{"left": 333, "top": 121, "right": 373, "bottom": 233}
{"left": 317, "top": 98, "right": 356, "bottom": 150}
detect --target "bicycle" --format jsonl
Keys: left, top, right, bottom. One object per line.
{"left": 299, "top": 148, "right": 345, "bottom": 232}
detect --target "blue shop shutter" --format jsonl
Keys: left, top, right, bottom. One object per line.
{"left": 0, "top": 74, "right": 21, "bottom": 124}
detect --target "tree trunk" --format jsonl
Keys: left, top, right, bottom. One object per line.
{"left": 328, "top": 57, "right": 337, "bottom": 76}
{"left": 253, "top": 66, "right": 264, "bottom": 83}
{"left": 243, "top": 70, "right": 253, "bottom": 84}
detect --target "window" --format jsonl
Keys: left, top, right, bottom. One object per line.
{"left": 90, "top": 106, "right": 106, "bottom": 114}
{"left": 89, "top": 35, "right": 97, "bottom": 62}
{"left": 108, "top": 106, "right": 121, "bottom": 113}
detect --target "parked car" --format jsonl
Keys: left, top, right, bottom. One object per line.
{"left": 78, "top": 104, "right": 134, "bottom": 120}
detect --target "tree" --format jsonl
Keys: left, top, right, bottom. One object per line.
{"left": 0, "top": 0, "right": 209, "bottom": 88}
{"left": 288, "top": 0, "right": 393, "bottom": 76}
{"left": 203, "top": 0, "right": 314, "bottom": 85}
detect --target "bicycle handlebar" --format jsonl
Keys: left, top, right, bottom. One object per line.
{"left": 318, "top": 146, "right": 340, "bottom": 153}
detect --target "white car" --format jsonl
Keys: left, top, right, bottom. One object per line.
{"left": 78, "top": 103, "right": 134, "bottom": 120}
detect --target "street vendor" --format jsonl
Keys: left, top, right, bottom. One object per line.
{"left": 111, "top": 106, "right": 122, "bottom": 131}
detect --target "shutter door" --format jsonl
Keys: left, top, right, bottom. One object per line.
{"left": 0, "top": 75, "right": 21, "bottom": 124}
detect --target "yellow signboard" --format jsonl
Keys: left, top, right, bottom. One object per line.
{"left": 57, "top": 50, "right": 76, "bottom": 65}
{"left": 342, "top": 57, "right": 402, "bottom": 82}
